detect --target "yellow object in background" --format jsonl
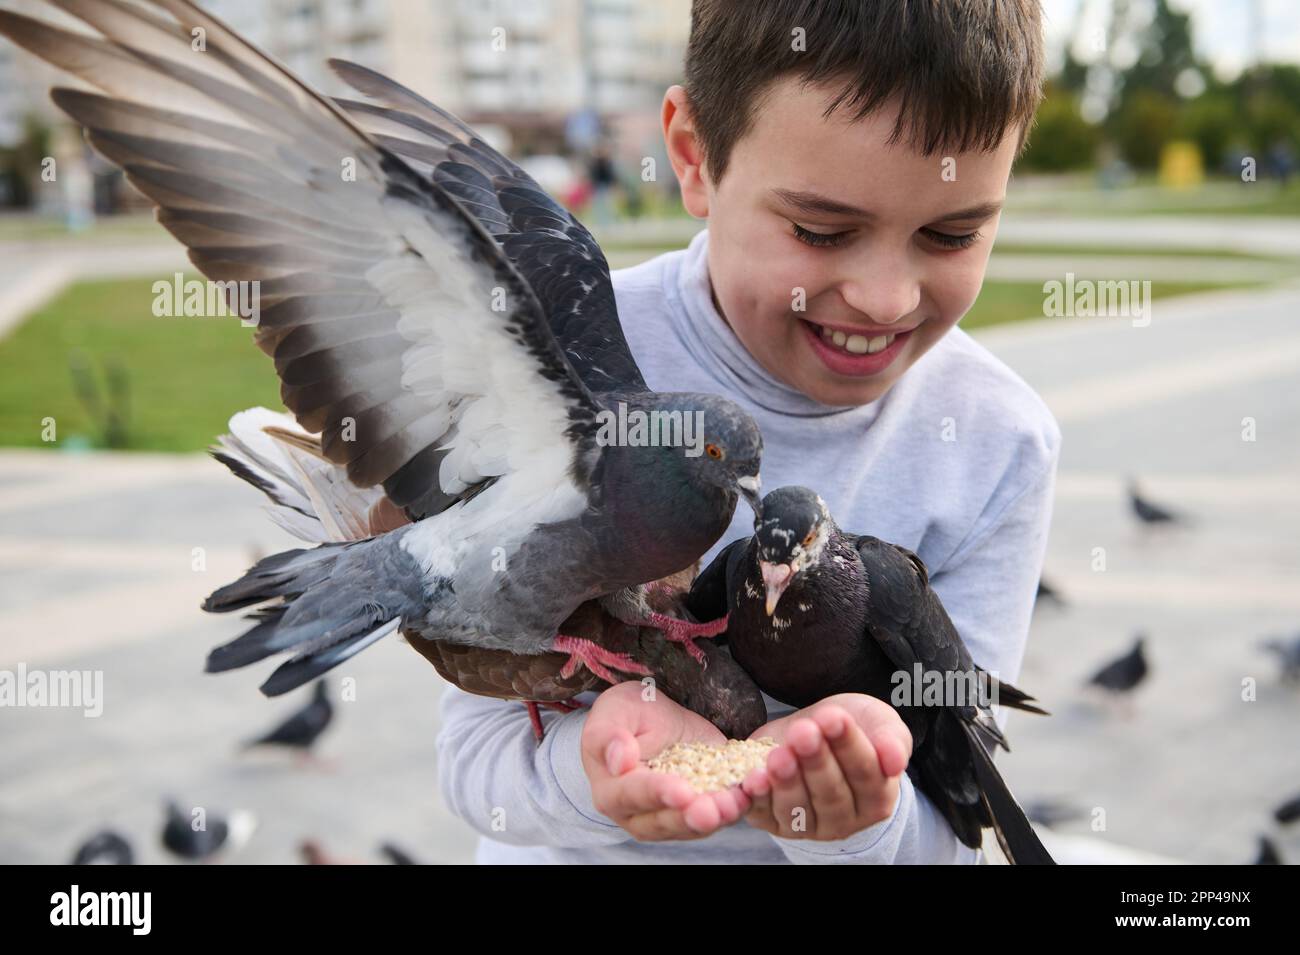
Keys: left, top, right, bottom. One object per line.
{"left": 1159, "top": 141, "right": 1204, "bottom": 190}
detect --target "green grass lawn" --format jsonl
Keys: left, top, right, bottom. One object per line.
{"left": 988, "top": 243, "right": 1300, "bottom": 263}
{"left": 0, "top": 273, "right": 1261, "bottom": 452}
{"left": 960, "top": 279, "right": 1252, "bottom": 331}
{"left": 1005, "top": 177, "right": 1300, "bottom": 217}
{"left": 0, "top": 276, "right": 283, "bottom": 451}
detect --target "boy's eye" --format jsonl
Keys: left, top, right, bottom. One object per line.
{"left": 791, "top": 222, "right": 851, "bottom": 249}
{"left": 921, "top": 228, "right": 981, "bottom": 250}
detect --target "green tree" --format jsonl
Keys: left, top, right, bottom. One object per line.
{"left": 1022, "top": 89, "right": 1100, "bottom": 171}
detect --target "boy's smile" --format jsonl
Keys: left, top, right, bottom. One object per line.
{"left": 666, "top": 75, "right": 1023, "bottom": 407}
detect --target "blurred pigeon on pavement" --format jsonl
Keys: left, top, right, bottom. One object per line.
{"left": 161, "top": 801, "right": 256, "bottom": 863}
{"left": 378, "top": 842, "right": 420, "bottom": 865}
{"left": 1023, "top": 798, "right": 1088, "bottom": 829}
{"left": 71, "top": 830, "right": 134, "bottom": 865}
{"left": 243, "top": 680, "right": 333, "bottom": 759}
{"left": 1088, "top": 636, "right": 1149, "bottom": 695}
{"left": 1254, "top": 835, "right": 1283, "bottom": 865}
{"left": 0, "top": 0, "right": 762, "bottom": 698}
{"left": 1035, "top": 577, "right": 1066, "bottom": 608}
{"left": 1274, "top": 793, "right": 1300, "bottom": 825}
{"left": 1128, "top": 478, "right": 1185, "bottom": 526}
{"left": 1261, "top": 633, "right": 1300, "bottom": 683}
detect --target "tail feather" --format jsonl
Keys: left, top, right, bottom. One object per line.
{"left": 961, "top": 721, "right": 1056, "bottom": 865}
{"left": 261, "top": 618, "right": 400, "bottom": 696}
{"left": 203, "top": 538, "right": 408, "bottom": 696}
{"left": 203, "top": 545, "right": 345, "bottom": 613}
{"left": 978, "top": 667, "right": 1050, "bottom": 716}
{"left": 203, "top": 408, "right": 417, "bottom": 694}
{"left": 206, "top": 606, "right": 290, "bottom": 672}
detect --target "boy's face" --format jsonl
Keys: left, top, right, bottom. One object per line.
{"left": 664, "top": 76, "right": 1021, "bottom": 407}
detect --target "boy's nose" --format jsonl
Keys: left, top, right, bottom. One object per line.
{"left": 837, "top": 255, "right": 921, "bottom": 327}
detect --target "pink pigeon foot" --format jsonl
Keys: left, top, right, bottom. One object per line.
{"left": 639, "top": 611, "right": 730, "bottom": 666}
{"left": 552, "top": 635, "right": 653, "bottom": 684}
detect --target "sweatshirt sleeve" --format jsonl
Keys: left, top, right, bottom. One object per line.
{"left": 435, "top": 685, "right": 633, "bottom": 849}
{"left": 771, "top": 421, "right": 1061, "bottom": 864}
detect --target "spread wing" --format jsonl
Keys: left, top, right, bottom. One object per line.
{"left": 328, "top": 58, "right": 646, "bottom": 395}
{"left": 0, "top": 0, "right": 603, "bottom": 521}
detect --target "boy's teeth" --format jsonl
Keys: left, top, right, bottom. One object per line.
{"left": 816, "top": 324, "right": 896, "bottom": 355}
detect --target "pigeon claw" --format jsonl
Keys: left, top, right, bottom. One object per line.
{"left": 552, "top": 635, "right": 653, "bottom": 684}
{"left": 643, "top": 611, "right": 730, "bottom": 668}
{"left": 522, "top": 699, "right": 589, "bottom": 743}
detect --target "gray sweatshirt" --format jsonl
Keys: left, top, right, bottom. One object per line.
{"left": 435, "top": 229, "right": 1061, "bottom": 864}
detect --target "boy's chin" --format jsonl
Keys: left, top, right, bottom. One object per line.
{"left": 797, "top": 371, "right": 895, "bottom": 407}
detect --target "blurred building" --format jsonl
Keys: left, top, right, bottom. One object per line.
{"left": 0, "top": 0, "right": 691, "bottom": 158}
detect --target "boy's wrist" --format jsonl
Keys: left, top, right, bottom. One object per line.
{"left": 544, "top": 706, "right": 624, "bottom": 831}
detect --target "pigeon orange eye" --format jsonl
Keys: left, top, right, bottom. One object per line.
{"left": 705, "top": 443, "right": 724, "bottom": 460}
{"left": 802, "top": 531, "right": 816, "bottom": 548}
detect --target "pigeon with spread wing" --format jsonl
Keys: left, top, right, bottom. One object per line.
{"left": 0, "top": 0, "right": 762, "bottom": 696}
{"left": 212, "top": 408, "right": 767, "bottom": 740}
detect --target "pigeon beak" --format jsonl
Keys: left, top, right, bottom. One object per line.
{"left": 737, "top": 474, "right": 762, "bottom": 517}
{"left": 759, "top": 560, "right": 794, "bottom": 616}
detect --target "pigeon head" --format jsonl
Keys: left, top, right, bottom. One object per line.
{"left": 657, "top": 393, "right": 764, "bottom": 517}
{"left": 753, "top": 485, "right": 834, "bottom": 615}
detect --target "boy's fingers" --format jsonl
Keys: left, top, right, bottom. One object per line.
{"left": 681, "top": 794, "right": 723, "bottom": 833}
{"left": 867, "top": 723, "right": 912, "bottom": 778}
{"left": 767, "top": 744, "right": 815, "bottom": 837}
{"left": 597, "top": 768, "right": 695, "bottom": 819}
{"left": 790, "top": 713, "right": 855, "bottom": 822}
{"left": 741, "top": 765, "right": 771, "bottom": 797}
{"left": 824, "top": 711, "right": 882, "bottom": 793}
{"left": 626, "top": 786, "right": 748, "bottom": 840}
{"left": 739, "top": 768, "right": 777, "bottom": 831}
{"left": 709, "top": 786, "right": 751, "bottom": 824}
{"left": 602, "top": 730, "right": 638, "bottom": 777}
{"left": 850, "top": 700, "right": 914, "bottom": 772}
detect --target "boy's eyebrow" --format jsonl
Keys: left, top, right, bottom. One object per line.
{"left": 772, "top": 188, "right": 871, "bottom": 218}
{"left": 772, "top": 188, "right": 1003, "bottom": 223}
{"left": 932, "top": 200, "right": 1005, "bottom": 223}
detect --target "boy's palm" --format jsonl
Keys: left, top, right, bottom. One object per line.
{"left": 581, "top": 682, "right": 751, "bottom": 840}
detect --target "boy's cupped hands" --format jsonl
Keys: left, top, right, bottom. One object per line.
{"left": 581, "top": 683, "right": 912, "bottom": 842}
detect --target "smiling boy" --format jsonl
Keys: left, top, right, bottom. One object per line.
{"left": 436, "top": 0, "right": 1060, "bottom": 863}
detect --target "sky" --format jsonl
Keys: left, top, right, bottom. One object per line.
{"left": 1041, "top": 0, "right": 1300, "bottom": 78}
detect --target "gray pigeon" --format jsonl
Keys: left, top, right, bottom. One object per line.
{"left": 1261, "top": 632, "right": 1300, "bottom": 682}
{"left": 161, "top": 801, "right": 256, "bottom": 862}
{"left": 1087, "top": 636, "right": 1149, "bottom": 694}
{"left": 72, "top": 830, "right": 134, "bottom": 865}
{"left": 0, "top": 0, "right": 761, "bottom": 694}
{"left": 1127, "top": 478, "right": 1184, "bottom": 526}
{"left": 243, "top": 679, "right": 333, "bottom": 754}
{"left": 210, "top": 409, "right": 765, "bottom": 741}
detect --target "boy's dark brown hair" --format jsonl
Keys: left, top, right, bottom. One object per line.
{"left": 684, "top": 0, "right": 1044, "bottom": 183}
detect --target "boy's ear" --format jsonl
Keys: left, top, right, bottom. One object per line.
{"left": 662, "top": 85, "right": 710, "bottom": 219}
